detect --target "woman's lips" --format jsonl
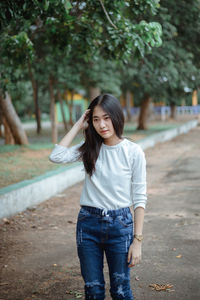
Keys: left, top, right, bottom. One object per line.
{"left": 100, "top": 130, "right": 108, "bottom": 134}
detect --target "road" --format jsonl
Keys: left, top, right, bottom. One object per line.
{"left": 0, "top": 126, "right": 200, "bottom": 300}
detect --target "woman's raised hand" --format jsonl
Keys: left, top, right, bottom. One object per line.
{"left": 58, "top": 109, "right": 90, "bottom": 147}
{"left": 76, "top": 109, "right": 91, "bottom": 130}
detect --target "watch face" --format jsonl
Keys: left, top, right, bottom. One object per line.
{"left": 135, "top": 235, "right": 143, "bottom": 241}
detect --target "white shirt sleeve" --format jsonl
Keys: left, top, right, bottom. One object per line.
{"left": 49, "top": 141, "right": 84, "bottom": 164}
{"left": 131, "top": 146, "right": 147, "bottom": 210}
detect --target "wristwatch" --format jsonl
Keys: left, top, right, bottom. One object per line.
{"left": 134, "top": 234, "right": 143, "bottom": 242}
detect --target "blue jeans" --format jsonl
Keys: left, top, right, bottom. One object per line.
{"left": 76, "top": 206, "right": 134, "bottom": 300}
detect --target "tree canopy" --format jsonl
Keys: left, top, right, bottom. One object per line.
{"left": 1, "top": 0, "right": 200, "bottom": 142}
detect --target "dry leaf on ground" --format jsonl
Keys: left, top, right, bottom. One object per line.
{"left": 149, "top": 283, "right": 174, "bottom": 292}
{"left": 66, "top": 290, "right": 83, "bottom": 298}
{"left": 135, "top": 276, "right": 140, "bottom": 281}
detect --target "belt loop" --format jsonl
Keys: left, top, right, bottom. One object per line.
{"left": 102, "top": 208, "right": 109, "bottom": 217}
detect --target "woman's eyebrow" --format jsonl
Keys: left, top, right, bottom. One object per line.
{"left": 93, "top": 114, "right": 109, "bottom": 118}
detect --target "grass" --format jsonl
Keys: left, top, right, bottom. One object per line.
{"left": 124, "top": 123, "right": 179, "bottom": 135}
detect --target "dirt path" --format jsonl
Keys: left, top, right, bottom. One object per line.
{"left": 0, "top": 126, "right": 200, "bottom": 300}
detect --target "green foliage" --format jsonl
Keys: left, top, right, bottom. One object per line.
{"left": 0, "top": 0, "right": 162, "bottom": 71}
{"left": 79, "top": 58, "right": 122, "bottom": 97}
{"left": 120, "top": 0, "right": 200, "bottom": 106}
{"left": 1, "top": 31, "right": 34, "bottom": 64}
{"left": 9, "top": 80, "right": 50, "bottom": 117}
{"left": 0, "top": 0, "right": 164, "bottom": 119}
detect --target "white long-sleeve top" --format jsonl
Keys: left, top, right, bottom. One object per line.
{"left": 49, "top": 138, "right": 147, "bottom": 211}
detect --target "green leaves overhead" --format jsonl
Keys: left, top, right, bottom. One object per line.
{"left": 120, "top": 0, "right": 200, "bottom": 105}
{"left": 1, "top": 32, "right": 34, "bottom": 64}
{"left": 131, "top": 0, "right": 160, "bottom": 15}
{"left": 0, "top": 0, "right": 162, "bottom": 67}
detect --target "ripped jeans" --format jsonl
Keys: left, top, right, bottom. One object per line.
{"left": 76, "top": 206, "right": 134, "bottom": 300}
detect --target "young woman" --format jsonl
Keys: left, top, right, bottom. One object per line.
{"left": 49, "top": 94, "right": 147, "bottom": 300}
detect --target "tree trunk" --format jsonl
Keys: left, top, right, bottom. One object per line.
{"left": 28, "top": 62, "right": 41, "bottom": 134}
{"left": 0, "top": 92, "right": 29, "bottom": 145}
{"left": 57, "top": 91, "right": 68, "bottom": 131}
{"left": 170, "top": 103, "right": 176, "bottom": 119}
{"left": 0, "top": 106, "right": 3, "bottom": 138}
{"left": 89, "top": 87, "right": 101, "bottom": 101}
{"left": 137, "top": 94, "right": 151, "bottom": 130}
{"left": 3, "top": 117, "right": 14, "bottom": 144}
{"left": 49, "top": 76, "right": 58, "bottom": 144}
{"left": 192, "top": 90, "right": 198, "bottom": 106}
{"left": 125, "top": 90, "right": 132, "bottom": 122}
{"left": 68, "top": 90, "right": 74, "bottom": 126}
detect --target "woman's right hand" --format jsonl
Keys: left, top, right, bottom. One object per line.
{"left": 58, "top": 109, "right": 91, "bottom": 147}
{"left": 75, "top": 109, "right": 91, "bottom": 130}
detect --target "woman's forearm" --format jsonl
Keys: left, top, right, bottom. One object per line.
{"left": 58, "top": 109, "right": 90, "bottom": 147}
{"left": 134, "top": 207, "right": 145, "bottom": 235}
{"left": 128, "top": 207, "right": 145, "bottom": 266}
{"left": 58, "top": 123, "right": 81, "bottom": 147}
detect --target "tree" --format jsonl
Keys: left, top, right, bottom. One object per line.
{"left": 0, "top": 0, "right": 162, "bottom": 143}
{"left": 119, "top": 1, "right": 200, "bottom": 129}
{"left": 0, "top": 92, "right": 28, "bottom": 144}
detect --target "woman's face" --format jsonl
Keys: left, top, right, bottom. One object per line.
{"left": 92, "top": 105, "right": 116, "bottom": 140}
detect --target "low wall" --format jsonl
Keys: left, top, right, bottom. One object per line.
{"left": 0, "top": 119, "right": 198, "bottom": 219}
{"left": 137, "top": 119, "right": 198, "bottom": 150}
{"left": 0, "top": 164, "right": 84, "bottom": 219}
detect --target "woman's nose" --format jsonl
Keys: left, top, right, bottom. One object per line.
{"left": 99, "top": 119, "right": 105, "bottom": 128}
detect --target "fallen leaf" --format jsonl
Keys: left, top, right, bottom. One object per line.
{"left": 176, "top": 254, "right": 182, "bottom": 258}
{"left": 66, "top": 290, "right": 83, "bottom": 298}
{"left": 149, "top": 283, "right": 174, "bottom": 292}
{"left": 3, "top": 218, "right": 10, "bottom": 224}
{"left": 27, "top": 206, "right": 36, "bottom": 211}
{"left": 0, "top": 282, "right": 9, "bottom": 286}
{"left": 57, "top": 194, "right": 65, "bottom": 197}
{"left": 66, "top": 290, "right": 73, "bottom": 295}
{"left": 135, "top": 276, "right": 140, "bottom": 281}
{"left": 68, "top": 220, "right": 75, "bottom": 224}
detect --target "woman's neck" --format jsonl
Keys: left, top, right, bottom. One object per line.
{"left": 103, "top": 136, "right": 123, "bottom": 146}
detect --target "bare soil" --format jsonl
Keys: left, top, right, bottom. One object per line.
{"left": 0, "top": 125, "right": 200, "bottom": 300}
{"left": 0, "top": 148, "right": 59, "bottom": 189}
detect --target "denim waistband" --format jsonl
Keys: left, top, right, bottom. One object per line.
{"left": 81, "top": 205, "right": 131, "bottom": 217}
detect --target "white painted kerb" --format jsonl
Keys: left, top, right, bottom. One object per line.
{"left": 138, "top": 119, "right": 198, "bottom": 150}
{"left": 0, "top": 165, "right": 84, "bottom": 219}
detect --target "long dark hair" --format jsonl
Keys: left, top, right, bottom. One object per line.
{"left": 79, "top": 94, "right": 124, "bottom": 176}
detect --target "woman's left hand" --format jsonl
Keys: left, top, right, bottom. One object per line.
{"left": 127, "top": 239, "right": 142, "bottom": 267}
